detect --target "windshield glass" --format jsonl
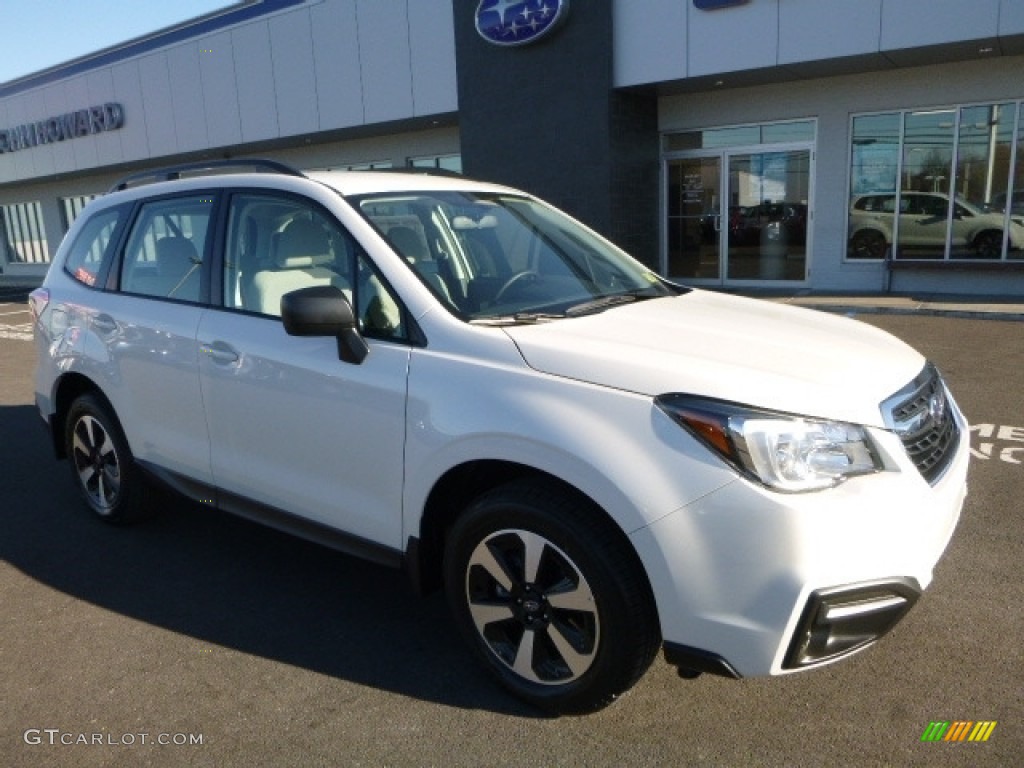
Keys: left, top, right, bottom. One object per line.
{"left": 351, "top": 191, "right": 676, "bottom": 323}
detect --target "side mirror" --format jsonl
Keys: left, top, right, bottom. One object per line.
{"left": 281, "top": 285, "right": 368, "bottom": 364}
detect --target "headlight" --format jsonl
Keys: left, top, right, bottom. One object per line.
{"left": 656, "top": 395, "right": 882, "bottom": 493}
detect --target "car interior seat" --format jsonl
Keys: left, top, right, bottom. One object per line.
{"left": 251, "top": 218, "right": 350, "bottom": 316}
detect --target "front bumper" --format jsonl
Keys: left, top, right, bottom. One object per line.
{"left": 631, "top": 407, "right": 969, "bottom": 679}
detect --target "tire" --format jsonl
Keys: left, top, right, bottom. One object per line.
{"left": 444, "top": 478, "right": 660, "bottom": 714}
{"left": 64, "top": 393, "right": 147, "bottom": 524}
{"left": 850, "top": 229, "right": 887, "bottom": 260}
{"left": 973, "top": 229, "right": 1003, "bottom": 260}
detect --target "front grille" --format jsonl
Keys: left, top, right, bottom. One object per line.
{"left": 882, "top": 364, "right": 960, "bottom": 485}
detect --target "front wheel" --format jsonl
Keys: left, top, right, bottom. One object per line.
{"left": 849, "top": 229, "right": 888, "bottom": 260}
{"left": 444, "top": 479, "right": 660, "bottom": 713}
{"left": 973, "top": 229, "right": 1004, "bottom": 259}
{"left": 65, "top": 393, "right": 147, "bottom": 524}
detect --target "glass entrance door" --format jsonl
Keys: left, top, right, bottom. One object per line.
{"left": 666, "top": 156, "right": 721, "bottom": 280}
{"left": 665, "top": 147, "right": 812, "bottom": 285}
{"left": 725, "top": 149, "right": 809, "bottom": 282}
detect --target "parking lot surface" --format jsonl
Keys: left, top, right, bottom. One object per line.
{"left": 1, "top": 298, "right": 1021, "bottom": 767}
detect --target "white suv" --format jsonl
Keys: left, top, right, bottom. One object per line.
{"left": 31, "top": 160, "right": 968, "bottom": 713}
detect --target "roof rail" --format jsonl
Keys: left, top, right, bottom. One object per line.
{"left": 108, "top": 158, "right": 305, "bottom": 193}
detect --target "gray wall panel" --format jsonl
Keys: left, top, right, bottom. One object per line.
{"left": 613, "top": 0, "right": 686, "bottom": 87}
{"left": 6, "top": 95, "right": 38, "bottom": 180}
{"left": 200, "top": 32, "right": 243, "bottom": 148}
{"left": 232, "top": 22, "right": 280, "bottom": 143}
{"left": 779, "top": 0, "right": 882, "bottom": 64}
{"left": 86, "top": 68, "right": 123, "bottom": 167}
{"left": 110, "top": 61, "right": 150, "bottom": 162}
{"left": 312, "top": 0, "right": 364, "bottom": 129}
{"left": 356, "top": 0, "right": 413, "bottom": 124}
{"left": 686, "top": 0, "right": 777, "bottom": 77}
{"left": 138, "top": 54, "right": 179, "bottom": 158}
{"left": 881, "top": 0, "right": 1000, "bottom": 50}
{"left": 270, "top": 11, "right": 319, "bottom": 137}
{"left": 1000, "top": 0, "right": 1024, "bottom": 35}
{"left": 167, "top": 44, "right": 209, "bottom": 152}
{"left": 408, "top": 0, "right": 457, "bottom": 116}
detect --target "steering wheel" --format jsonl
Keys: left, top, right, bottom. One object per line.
{"left": 493, "top": 270, "right": 539, "bottom": 304}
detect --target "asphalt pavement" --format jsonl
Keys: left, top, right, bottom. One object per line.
{"left": 1, "top": 283, "right": 1021, "bottom": 767}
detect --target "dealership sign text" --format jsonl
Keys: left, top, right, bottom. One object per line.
{"left": 0, "top": 103, "right": 125, "bottom": 154}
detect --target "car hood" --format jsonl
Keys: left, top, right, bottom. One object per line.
{"left": 502, "top": 290, "right": 924, "bottom": 428}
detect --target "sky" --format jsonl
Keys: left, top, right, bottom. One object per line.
{"left": 0, "top": 0, "right": 234, "bottom": 85}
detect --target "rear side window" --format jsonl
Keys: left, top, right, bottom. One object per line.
{"left": 120, "top": 195, "right": 214, "bottom": 303}
{"left": 63, "top": 207, "right": 123, "bottom": 288}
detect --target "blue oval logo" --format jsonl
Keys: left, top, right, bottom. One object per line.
{"left": 475, "top": 0, "right": 570, "bottom": 47}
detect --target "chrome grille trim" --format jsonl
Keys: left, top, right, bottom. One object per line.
{"left": 881, "top": 363, "right": 959, "bottom": 485}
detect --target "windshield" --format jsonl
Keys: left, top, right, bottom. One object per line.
{"left": 352, "top": 191, "right": 677, "bottom": 323}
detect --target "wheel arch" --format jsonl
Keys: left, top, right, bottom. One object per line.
{"left": 49, "top": 372, "right": 112, "bottom": 459}
{"left": 405, "top": 460, "right": 656, "bottom": 609}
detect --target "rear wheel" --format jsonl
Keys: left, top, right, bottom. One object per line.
{"left": 65, "top": 393, "right": 146, "bottom": 524}
{"left": 444, "top": 479, "right": 660, "bottom": 713}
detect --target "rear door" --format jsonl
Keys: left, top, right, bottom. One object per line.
{"left": 96, "top": 193, "right": 216, "bottom": 483}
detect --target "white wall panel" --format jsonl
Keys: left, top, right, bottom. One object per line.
{"left": 312, "top": 0, "right": 364, "bottom": 129}
{"left": 270, "top": 11, "right": 319, "bottom": 137}
{"left": 613, "top": 0, "right": 687, "bottom": 88}
{"left": 138, "top": 54, "right": 179, "bottom": 158}
{"left": 110, "top": 61, "right": 149, "bottom": 161}
{"left": 167, "top": 44, "right": 208, "bottom": 153}
{"left": 356, "top": 0, "right": 414, "bottom": 124}
{"left": 881, "top": 0, "right": 1000, "bottom": 50}
{"left": 779, "top": 0, "right": 882, "bottom": 64}
{"left": 232, "top": 22, "right": 280, "bottom": 143}
{"left": 408, "top": 0, "right": 457, "bottom": 116}
{"left": 199, "top": 31, "right": 243, "bottom": 148}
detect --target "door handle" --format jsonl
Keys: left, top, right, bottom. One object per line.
{"left": 200, "top": 340, "right": 240, "bottom": 364}
{"left": 92, "top": 314, "right": 118, "bottom": 334}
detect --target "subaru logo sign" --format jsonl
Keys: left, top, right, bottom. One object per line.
{"left": 475, "top": 0, "right": 570, "bottom": 47}
{"left": 694, "top": 0, "right": 750, "bottom": 9}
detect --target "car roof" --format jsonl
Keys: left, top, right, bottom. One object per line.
{"left": 305, "top": 170, "right": 517, "bottom": 197}
{"left": 99, "top": 161, "right": 521, "bottom": 206}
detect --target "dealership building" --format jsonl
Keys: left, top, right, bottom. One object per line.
{"left": 2, "top": 0, "right": 1024, "bottom": 296}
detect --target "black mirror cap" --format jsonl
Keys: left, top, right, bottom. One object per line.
{"left": 281, "top": 285, "right": 368, "bottom": 364}
{"left": 281, "top": 285, "right": 356, "bottom": 337}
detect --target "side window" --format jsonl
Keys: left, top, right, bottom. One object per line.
{"left": 120, "top": 196, "right": 213, "bottom": 302}
{"left": 225, "top": 193, "right": 407, "bottom": 341}
{"left": 63, "top": 207, "right": 123, "bottom": 288}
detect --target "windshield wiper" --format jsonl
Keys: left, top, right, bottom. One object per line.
{"left": 565, "top": 291, "right": 655, "bottom": 317}
{"left": 470, "top": 311, "right": 565, "bottom": 327}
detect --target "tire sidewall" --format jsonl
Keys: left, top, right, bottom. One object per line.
{"left": 444, "top": 482, "right": 653, "bottom": 713}
{"left": 65, "top": 393, "right": 142, "bottom": 524}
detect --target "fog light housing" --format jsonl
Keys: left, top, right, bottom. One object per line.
{"left": 784, "top": 578, "right": 921, "bottom": 669}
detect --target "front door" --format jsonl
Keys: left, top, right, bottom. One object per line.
{"left": 665, "top": 147, "right": 812, "bottom": 286}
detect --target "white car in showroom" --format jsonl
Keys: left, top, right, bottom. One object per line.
{"left": 849, "top": 190, "right": 1024, "bottom": 260}
{"left": 31, "top": 160, "right": 968, "bottom": 713}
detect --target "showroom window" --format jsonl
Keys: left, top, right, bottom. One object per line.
{"left": 60, "top": 194, "right": 99, "bottom": 230}
{"left": 1, "top": 201, "right": 49, "bottom": 263}
{"left": 848, "top": 102, "right": 1023, "bottom": 261}
{"left": 409, "top": 154, "right": 462, "bottom": 173}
